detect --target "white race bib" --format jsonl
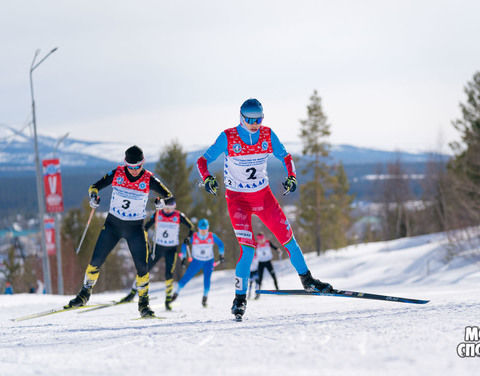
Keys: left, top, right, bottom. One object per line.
{"left": 224, "top": 153, "right": 270, "bottom": 193}
{"left": 155, "top": 221, "right": 180, "bottom": 246}
{"left": 256, "top": 244, "right": 273, "bottom": 262}
{"left": 109, "top": 186, "right": 148, "bottom": 220}
{"left": 192, "top": 242, "right": 214, "bottom": 261}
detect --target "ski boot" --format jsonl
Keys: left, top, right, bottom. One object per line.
{"left": 273, "top": 276, "right": 279, "bottom": 290}
{"left": 119, "top": 288, "right": 136, "bottom": 303}
{"left": 254, "top": 293, "right": 260, "bottom": 300}
{"left": 64, "top": 286, "right": 91, "bottom": 308}
{"left": 171, "top": 292, "right": 178, "bottom": 302}
{"left": 165, "top": 295, "right": 173, "bottom": 311}
{"left": 138, "top": 295, "right": 155, "bottom": 318}
{"left": 300, "top": 270, "right": 333, "bottom": 293}
{"left": 202, "top": 296, "right": 208, "bottom": 308}
{"left": 231, "top": 294, "right": 247, "bottom": 321}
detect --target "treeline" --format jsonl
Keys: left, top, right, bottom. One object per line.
{"left": 4, "top": 71, "right": 480, "bottom": 293}
{"left": 372, "top": 72, "right": 480, "bottom": 247}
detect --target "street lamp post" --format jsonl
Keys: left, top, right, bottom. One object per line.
{"left": 30, "top": 47, "right": 58, "bottom": 294}
{"left": 53, "top": 132, "right": 68, "bottom": 295}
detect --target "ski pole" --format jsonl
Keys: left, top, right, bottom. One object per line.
{"left": 186, "top": 244, "right": 193, "bottom": 262}
{"left": 76, "top": 207, "right": 96, "bottom": 254}
{"left": 151, "top": 209, "right": 159, "bottom": 260}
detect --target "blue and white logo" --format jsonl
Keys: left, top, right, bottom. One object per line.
{"left": 44, "top": 164, "right": 59, "bottom": 175}
{"left": 139, "top": 182, "right": 147, "bottom": 190}
{"left": 233, "top": 143, "right": 242, "bottom": 153}
{"left": 261, "top": 141, "right": 268, "bottom": 151}
{"left": 116, "top": 177, "right": 124, "bottom": 185}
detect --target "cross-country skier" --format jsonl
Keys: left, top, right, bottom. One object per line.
{"left": 247, "top": 252, "right": 259, "bottom": 300}
{"left": 255, "top": 232, "right": 280, "bottom": 296}
{"left": 119, "top": 196, "right": 195, "bottom": 311}
{"left": 65, "top": 145, "right": 173, "bottom": 318}
{"left": 196, "top": 98, "right": 333, "bottom": 320}
{"left": 4, "top": 281, "right": 13, "bottom": 295}
{"left": 171, "top": 218, "right": 224, "bottom": 307}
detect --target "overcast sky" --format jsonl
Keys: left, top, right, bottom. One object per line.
{"left": 1, "top": 0, "right": 479, "bottom": 154}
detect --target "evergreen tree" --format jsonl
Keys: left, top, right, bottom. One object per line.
{"left": 155, "top": 140, "right": 193, "bottom": 212}
{"left": 296, "top": 90, "right": 354, "bottom": 254}
{"left": 154, "top": 141, "right": 196, "bottom": 280}
{"left": 0, "top": 245, "right": 21, "bottom": 290}
{"left": 327, "top": 163, "right": 354, "bottom": 248}
{"left": 376, "top": 158, "right": 414, "bottom": 239}
{"left": 448, "top": 71, "right": 480, "bottom": 227}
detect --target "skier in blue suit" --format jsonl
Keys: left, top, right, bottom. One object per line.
{"left": 171, "top": 218, "right": 225, "bottom": 307}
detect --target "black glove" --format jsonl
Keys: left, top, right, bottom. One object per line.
{"left": 183, "top": 237, "right": 191, "bottom": 247}
{"left": 282, "top": 176, "right": 297, "bottom": 195}
{"left": 89, "top": 193, "right": 100, "bottom": 209}
{"left": 204, "top": 175, "right": 218, "bottom": 196}
{"left": 181, "top": 256, "right": 187, "bottom": 268}
{"left": 219, "top": 254, "right": 225, "bottom": 264}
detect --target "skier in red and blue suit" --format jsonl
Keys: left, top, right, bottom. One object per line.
{"left": 197, "top": 98, "right": 334, "bottom": 320}
{"left": 171, "top": 218, "right": 224, "bottom": 308}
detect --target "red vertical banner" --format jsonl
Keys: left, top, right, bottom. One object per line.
{"left": 42, "top": 158, "right": 64, "bottom": 213}
{"left": 44, "top": 217, "right": 56, "bottom": 256}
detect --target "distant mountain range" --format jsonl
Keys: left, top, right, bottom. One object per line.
{"left": 0, "top": 124, "right": 452, "bottom": 220}
{"left": 0, "top": 124, "right": 450, "bottom": 175}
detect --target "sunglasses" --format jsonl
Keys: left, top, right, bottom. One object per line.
{"left": 127, "top": 164, "right": 143, "bottom": 170}
{"left": 243, "top": 115, "right": 263, "bottom": 125}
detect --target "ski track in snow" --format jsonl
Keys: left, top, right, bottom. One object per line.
{"left": 1, "top": 233, "right": 480, "bottom": 376}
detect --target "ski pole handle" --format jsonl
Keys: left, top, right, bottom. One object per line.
{"left": 75, "top": 207, "right": 96, "bottom": 254}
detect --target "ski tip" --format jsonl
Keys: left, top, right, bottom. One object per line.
{"left": 413, "top": 299, "right": 430, "bottom": 304}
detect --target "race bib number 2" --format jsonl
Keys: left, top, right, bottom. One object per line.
{"left": 234, "top": 276, "right": 244, "bottom": 291}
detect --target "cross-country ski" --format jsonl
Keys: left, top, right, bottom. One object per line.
{"left": 11, "top": 304, "right": 104, "bottom": 322}
{"left": 255, "top": 289, "right": 430, "bottom": 304}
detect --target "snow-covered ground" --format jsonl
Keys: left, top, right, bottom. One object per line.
{"left": 1, "top": 232, "right": 480, "bottom": 376}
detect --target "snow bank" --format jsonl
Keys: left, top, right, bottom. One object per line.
{"left": 1, "top": 231, "right": 479, "bottom": 376}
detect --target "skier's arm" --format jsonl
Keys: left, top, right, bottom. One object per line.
{"left": 197, "top": 132, "right": 228, "bottom": 180}
{"left": 149, "top": 176, "right": 173, "bottom": 199}
{"left": 271, "top": 130, "right": 296, "bottom": 178}
{"left": 269, "top": 241, "right": 283, "bottom": 256}
{"left": 144, "top": 213, "right": 155, "bottom": 231}
{"left": 269, "top": 242, "right": 279, "bottom": 251}
{"left": 88, "top": 169, "right": 116, "bottom": 196}
{"left": 179, "top": 212, "right": 195, "bottom": 238}
{"left": 212, "top": 233, "right": 225, "bottom": 256}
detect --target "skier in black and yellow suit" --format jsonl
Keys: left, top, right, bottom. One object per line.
{"left": 65, "top": 145, "right": 172, "bottom": 318}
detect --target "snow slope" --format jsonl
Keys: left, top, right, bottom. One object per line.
{"left": 1, "top": 232, "right": 479, "bottom": 376}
